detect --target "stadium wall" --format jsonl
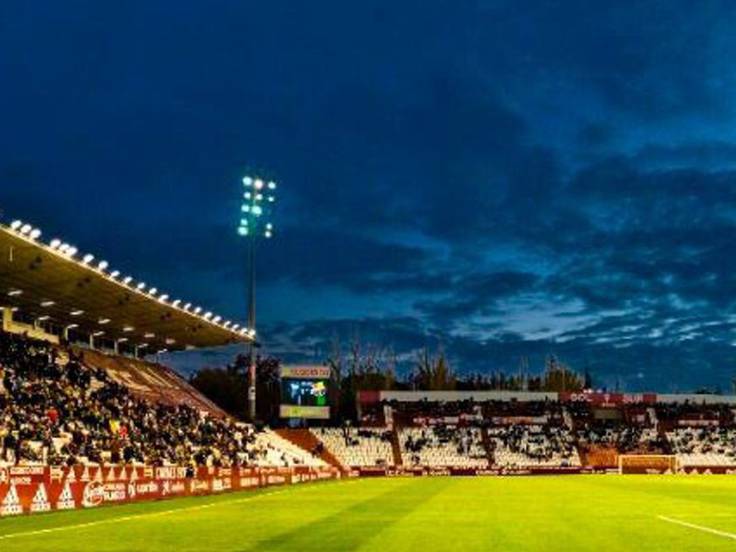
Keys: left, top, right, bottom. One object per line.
{"left": 0, "top": 465, "right": 341, "bottom": 517}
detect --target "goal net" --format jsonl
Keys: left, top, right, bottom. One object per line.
{"left": 618, "top": 455, "right": 678, "bottom": 474}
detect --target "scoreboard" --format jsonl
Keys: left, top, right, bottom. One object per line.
{"left": 279, "top": 365, "right": 331, "bottom": 419}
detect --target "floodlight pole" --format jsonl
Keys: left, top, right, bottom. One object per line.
{"left": 238, "top": 174, "right": 276, "bottom": 423}
{"left": 247, "top": 230, "right": 257, "bottom": 422}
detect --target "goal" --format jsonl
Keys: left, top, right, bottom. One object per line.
{"left": 618, "top": 454, "right": 678, "bottom": 474}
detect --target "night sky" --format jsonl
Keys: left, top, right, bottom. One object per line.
{"left": 3, "top": 2, "right": 736, "bottom": 391}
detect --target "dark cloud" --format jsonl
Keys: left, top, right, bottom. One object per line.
{"left": 3, "top": 1, "right": 736, "bottom": 390}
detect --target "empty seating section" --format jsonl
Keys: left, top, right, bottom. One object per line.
{"left": 488, "top": 425, "right": 580, "bottom": 467}
{"left": 252, "top": 430, "right": 326, "bottom": 467}
{"left": 400, "top": 426, "right": 487, "bottom": 467}
{"left": 317, "top": 428, "right": 394, "bottom": 467}
{"left": 667, "top": 428, "right": 736, "bottom": 466}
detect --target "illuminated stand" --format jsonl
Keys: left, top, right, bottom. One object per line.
{"left": 238, "top": 175, "right": 277, "bottom": 421}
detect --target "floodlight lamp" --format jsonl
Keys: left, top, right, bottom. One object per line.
{"left": 82, "top": 254, "right": 94, "bottom": 264}
{"left": 241, "top": 204, "right": 250, "bottom": 213}
{"left": 268, "top": 181, "right": 276, "bottom": 190}
{"left": 252, "top": 205, "right": 262, "bottom": 216}
{"left": 110, "top": 270, "right": 120, "bottom": 279}
{"left": 242, "top": 176, "right": 253, "bottom": 186}
{"left": 238, "top": 227, "right": 249, "bottom": 236}
{"left": 66, "top": 246, "right": 78, "bottom": 257}
{"left": 50, "top": 239, "right": 62, "bottom": 249}
{"left": 148, "top": 287, "right": 158, "bottom": 296}
{"left": 123, "top": 276, "right": 133, "bottom": 285}
{"left": 136, "top": 282, "right": 146, "bottom": 290}
{"left": 254, "top": 179, "right": 264, "bottom": 190}
{"left": 10, "top": 220, "right": 22, "bottom": 230}
{"left": 29, "top": 228, "right": 42, "bottom": 239}
{"left": 98, "top": 260, "right": 109, "bottom": 270}
{"left": 20, "top": 224, "right": 32, "bottom": 234}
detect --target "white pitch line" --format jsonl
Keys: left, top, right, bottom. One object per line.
{"left": 0, "top": 479, "right": 360, "bottom": 542}
{"left": 0, "top": 488, "right": 291, "bottom": 541}
{"left": 657, "top": 515, "right": 736, "bottom": 541}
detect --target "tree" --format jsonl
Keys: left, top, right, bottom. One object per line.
{"left": 189, "top": 354, "right": 282, "bottom": 423}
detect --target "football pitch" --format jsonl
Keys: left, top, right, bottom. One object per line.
{"left": 2, "top": 475, "right": 736, "bottom": 551}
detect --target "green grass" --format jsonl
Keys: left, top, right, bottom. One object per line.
{"left": 3, "top": 475, "right": 736, "bottom": 551}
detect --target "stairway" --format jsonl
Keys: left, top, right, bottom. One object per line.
{"left": 390, "top": 428, "right": 403, "bottom": 466}
{"left": 480, "top": 426, "right": 494, "bottom": 467}
{"left": 275, "top": 428, "right": 345, "bottom": 471}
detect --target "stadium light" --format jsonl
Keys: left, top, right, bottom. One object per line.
{"left": 110, "top": 270, "right": 120, "bottom": 279}
{"left": 136, "top": 282, "right": 146, "bottom": 291}
{"left": 66, "top": 323, "right": 78, "bottom": 330}
{"left": 82, "top": 253, "right": 94, "bottom": 264}
{"left": 38, "top": 315, "right": 50, "bottom": 321}
{"left": 70, "top": 309, "right": 84, "bottom": 316}
{"left": 238, "top": 172, "right": 278, "bottom": 421}
{"left": 10, "top": 220, "right": 22, "bottom": 230}
{"left": 98, "top": 318, "right": 110, "bottom": 325}
{"left": 7, "top": 289, "right": 22, "bottom": 297}
{"left": 19, "top": 224, "right": 31, "bottom": 235}
{"left": 29, "top": 228, "right": 41, "bottom": 240}
{"left": 98, "top": 260, "right": 109, "bottom": 270}
{"left": 40, "top": 300, "right": 55, "bottom": 307}
{"left": 123, "top": 326, "right": 134, "bottom": 332}
{"left": 123, "top": 276, "right": 133, "bottom": 285}
{"left": 50, "top": 238, "right": 62, "bottom": 249}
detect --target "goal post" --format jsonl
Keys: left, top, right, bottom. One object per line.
{"left": 618, "top": 454, "right": 678, "bottom": 474}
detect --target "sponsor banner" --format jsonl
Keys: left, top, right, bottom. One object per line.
{"left": 559, "top": 392, "right": 657, "bottom": 406}
{"left": 280, "top": 365, "right": 331, "bottom": 379}
{"left": 678, "top": 419, "right": 720, "bottom": 427}
{"left": 279, "top": 405, "right": 330, "bottom": 419}
{"left": 490, "top": 416, "right": 548, "bottom": 426}
{"left": 356, "top": 466, "right": 583, "bottom": 477}
{"left": 0, "top": 465, "right": 339, "bottom": 517}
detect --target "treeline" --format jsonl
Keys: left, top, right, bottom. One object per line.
{"left": 189, "top": 340, "right": 591, "bottom": 424}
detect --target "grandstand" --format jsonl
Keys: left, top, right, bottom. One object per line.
{"left": 0, "top": 217, "right": 337, "bottom": 519}
{"left": 5, "top": 215, "right": 736, "bottom": 541}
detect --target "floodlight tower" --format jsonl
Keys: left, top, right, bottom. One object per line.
{"left": 238, "top": 175, "right": 276, "bottom": 421}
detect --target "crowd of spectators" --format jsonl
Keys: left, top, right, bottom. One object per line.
{"left": 0, "top": 332, "right": 305, "bottom": 468}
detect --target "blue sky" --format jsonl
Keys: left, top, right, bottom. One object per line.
{"left": 3, "top": 1, "right": 736, "bottom": 391}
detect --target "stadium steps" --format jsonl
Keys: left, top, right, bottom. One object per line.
{"left": 275, "top": 429, "right": 346, "bottom": 471}
{"left": 480, "top": 427, "right": 494, "bottom": 465}
{"left": 77, "top": 348, "right": 227, "bottom": 417}
{"left": 390, "top": 428, "right": 403, "bottom": 466}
